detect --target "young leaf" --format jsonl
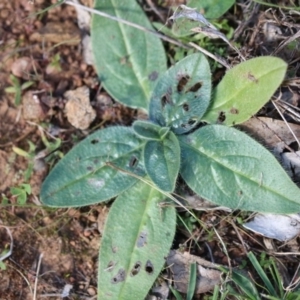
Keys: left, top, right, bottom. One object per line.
{"left": 179, "top": 124, "right": 300, "bottom": 213}
{"left": 144, "top": 131, "right": 180, "bottom": 192}
{"left": 132, "top": 120, "right": 163, "bottom": 141}
{"left": 202, "top": 57, "right": 287, "bottom": 126}
{"left": 98, "top": 180, "right": 176, "bottom": 300}
{"left": 40, "top": 127, "right": 146, "bottom": 207}
{"left": 149, "top": 53, "right": 211, "bottom": 134}
{"left": 91, "top": 0, "right": 167, "bottom": 111}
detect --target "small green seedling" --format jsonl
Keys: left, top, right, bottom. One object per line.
{"left": 13, "top": 128, "right": 62, "bottom": 181}
{"left": 47, "top": 53, "right": 62, "bottom": 72}
{"left": 13, "top": 141, "right": 36, "bottom": 181}
{"left": 10, "top": 183, "right": 31, "bottom": 205}
{"left": 5, "top": 74, "right": 34, "bottom": 106}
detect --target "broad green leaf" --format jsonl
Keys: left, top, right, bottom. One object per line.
{"left": 144, "top": 131, "right": 180, "bottom": 192}
{"left": 132, "top": 120, "right": 163, "bottom": 141}
{"left": 40, "top": 127, "right": 146, "bottom": 207}
{"left": 188, "top": 0, "right": 235, "bottom": 19}
{"left": 202, "top": 57, "right": 287, "bottom": 126}
{"left": 98, "top": 180, "right": 176, "bottom": 300}
{"left": 149, "top": 53, "right": 211, "bottom": 134}
{"left": 91, "top": 0, "right": 167, "bottom": 111}
{"left": 179, "top": 125, "right": 300, "bottom": 213}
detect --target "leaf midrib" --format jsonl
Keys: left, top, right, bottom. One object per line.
{"left": 43, "top": 142, "right": 146, "bottom": 199}
{"left": 180, "top": 139, "right": 299, "bottom": 205}
{"left": 112, "top": 0, "right": 149, "bottom": 103}
{"left": 211, "top": 65, "right": 284, "bottom": 110}
{"left": 119, "top": 186, "right": 158, "bottom": 298}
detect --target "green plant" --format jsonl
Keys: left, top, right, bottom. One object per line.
{"left": 5, "top": 74, "right": 34, "bottom": 106}
{"left": 13, "top": 141, "right": 36, "bottom": 181}
{"left": 48, "top": 53, "right": 62, "bottom": 72}
{"left": 91, "top": 0, "right": 167, "bottom": 111}
{"left": 170, "top": 1, "right": 235, "bottom": 37}
{"left": 10, "top": 183, "right": 31, "bottom": 205}
{"left": 218, "top": 252, "right": 300, "bottom": 300}
{"left": 13, "top": 127, "right": 62, "bottom": 181}
{"left": 41, "top": 52, "right": 300, "bottom": 299}
{"left": 40, "top": 2, "right": 300, "bottom": 300}
{"left": 187, "top": 0, "right": 236, "bottom": 19}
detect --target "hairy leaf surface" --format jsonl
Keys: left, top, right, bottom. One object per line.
{"left": 149, "top": 53, "right": 211, "bottom": 134}
{"left": 98, "top": 180, "right": 176, "bottom": 299}
{"left": 179, "top": 125, "right": 300, "bottom": 213}
{"left": 133, "top": 120, "right": 163, "bottom": 141}
{"left": 144, "top": 131, "right": 180, "bottom": 192}
{"left": 202, "top": 57, "right": 287, "bottom": 126}
{"left": 41, "top": 127, "right": 145, "bottom": 207}
{"left": 92, "top": 0, "right": 167, "bottom": 110}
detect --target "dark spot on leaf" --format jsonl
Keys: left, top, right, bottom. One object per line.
{"left": 93, "top": 159, "right": 99, "bottom": 164}
{"left": 238, "top": 190, "right": 243, "bottom": 196}
{"left": 187, "top": 81, "right": 202, "bottom": 92}
{"left": 111, "top": 268, "right": 126, "bottom": 284}
{"left": 145, "top": 260, "right": 154, "bottom": 274}
{"left": 161, "top": 87, "right": 173, "bottom": 108}
{"left": 87, "top": 166, "right": 93, "bottom": 171}
{"left": 188, "top": 119, "right": 196, "bottom": 126}
{"left": 148, "top": 71, "right": 159, "bottom": 81}
{"left": 180, "top": 120, "right": 195, "bottom": 128}
{"left": 161, "top": 95, "right": 168, "bottom": 108}
{"left": 247, "top": 72, "right": 258, "bottom": 83}
{"left": 111, "top": 246, "right": 118, "bottom": 253}
{"left": 161, "top": 94, "right": 172, "bottom": 108}
{"left": 129, "top": 156, "right": 138, "bottom": 169}
{"left": 130, "top": 261, "right": 142, "bottom": 276}
{"left": 91, "top": 139, "right": 99, "bottom": 144}
{"left": 182, "top": 103, "right": 189, "bottom": 111}
{"left": 177, "top": 74, "right": 190, "bottom": 92}
{"left": 230, "top": 108, "right": 239, "bottom": 114}
{"left": 120, "top": 55, "right": 131, "bottom": 67}
{"left": 218, "top": 111, "right": 226, "bottom": 123}
{"left": 137, "top": 231, "right": 147, "bottom": 247}
{"left": 106, "top": 261, "right": 116, "bottom": 272}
